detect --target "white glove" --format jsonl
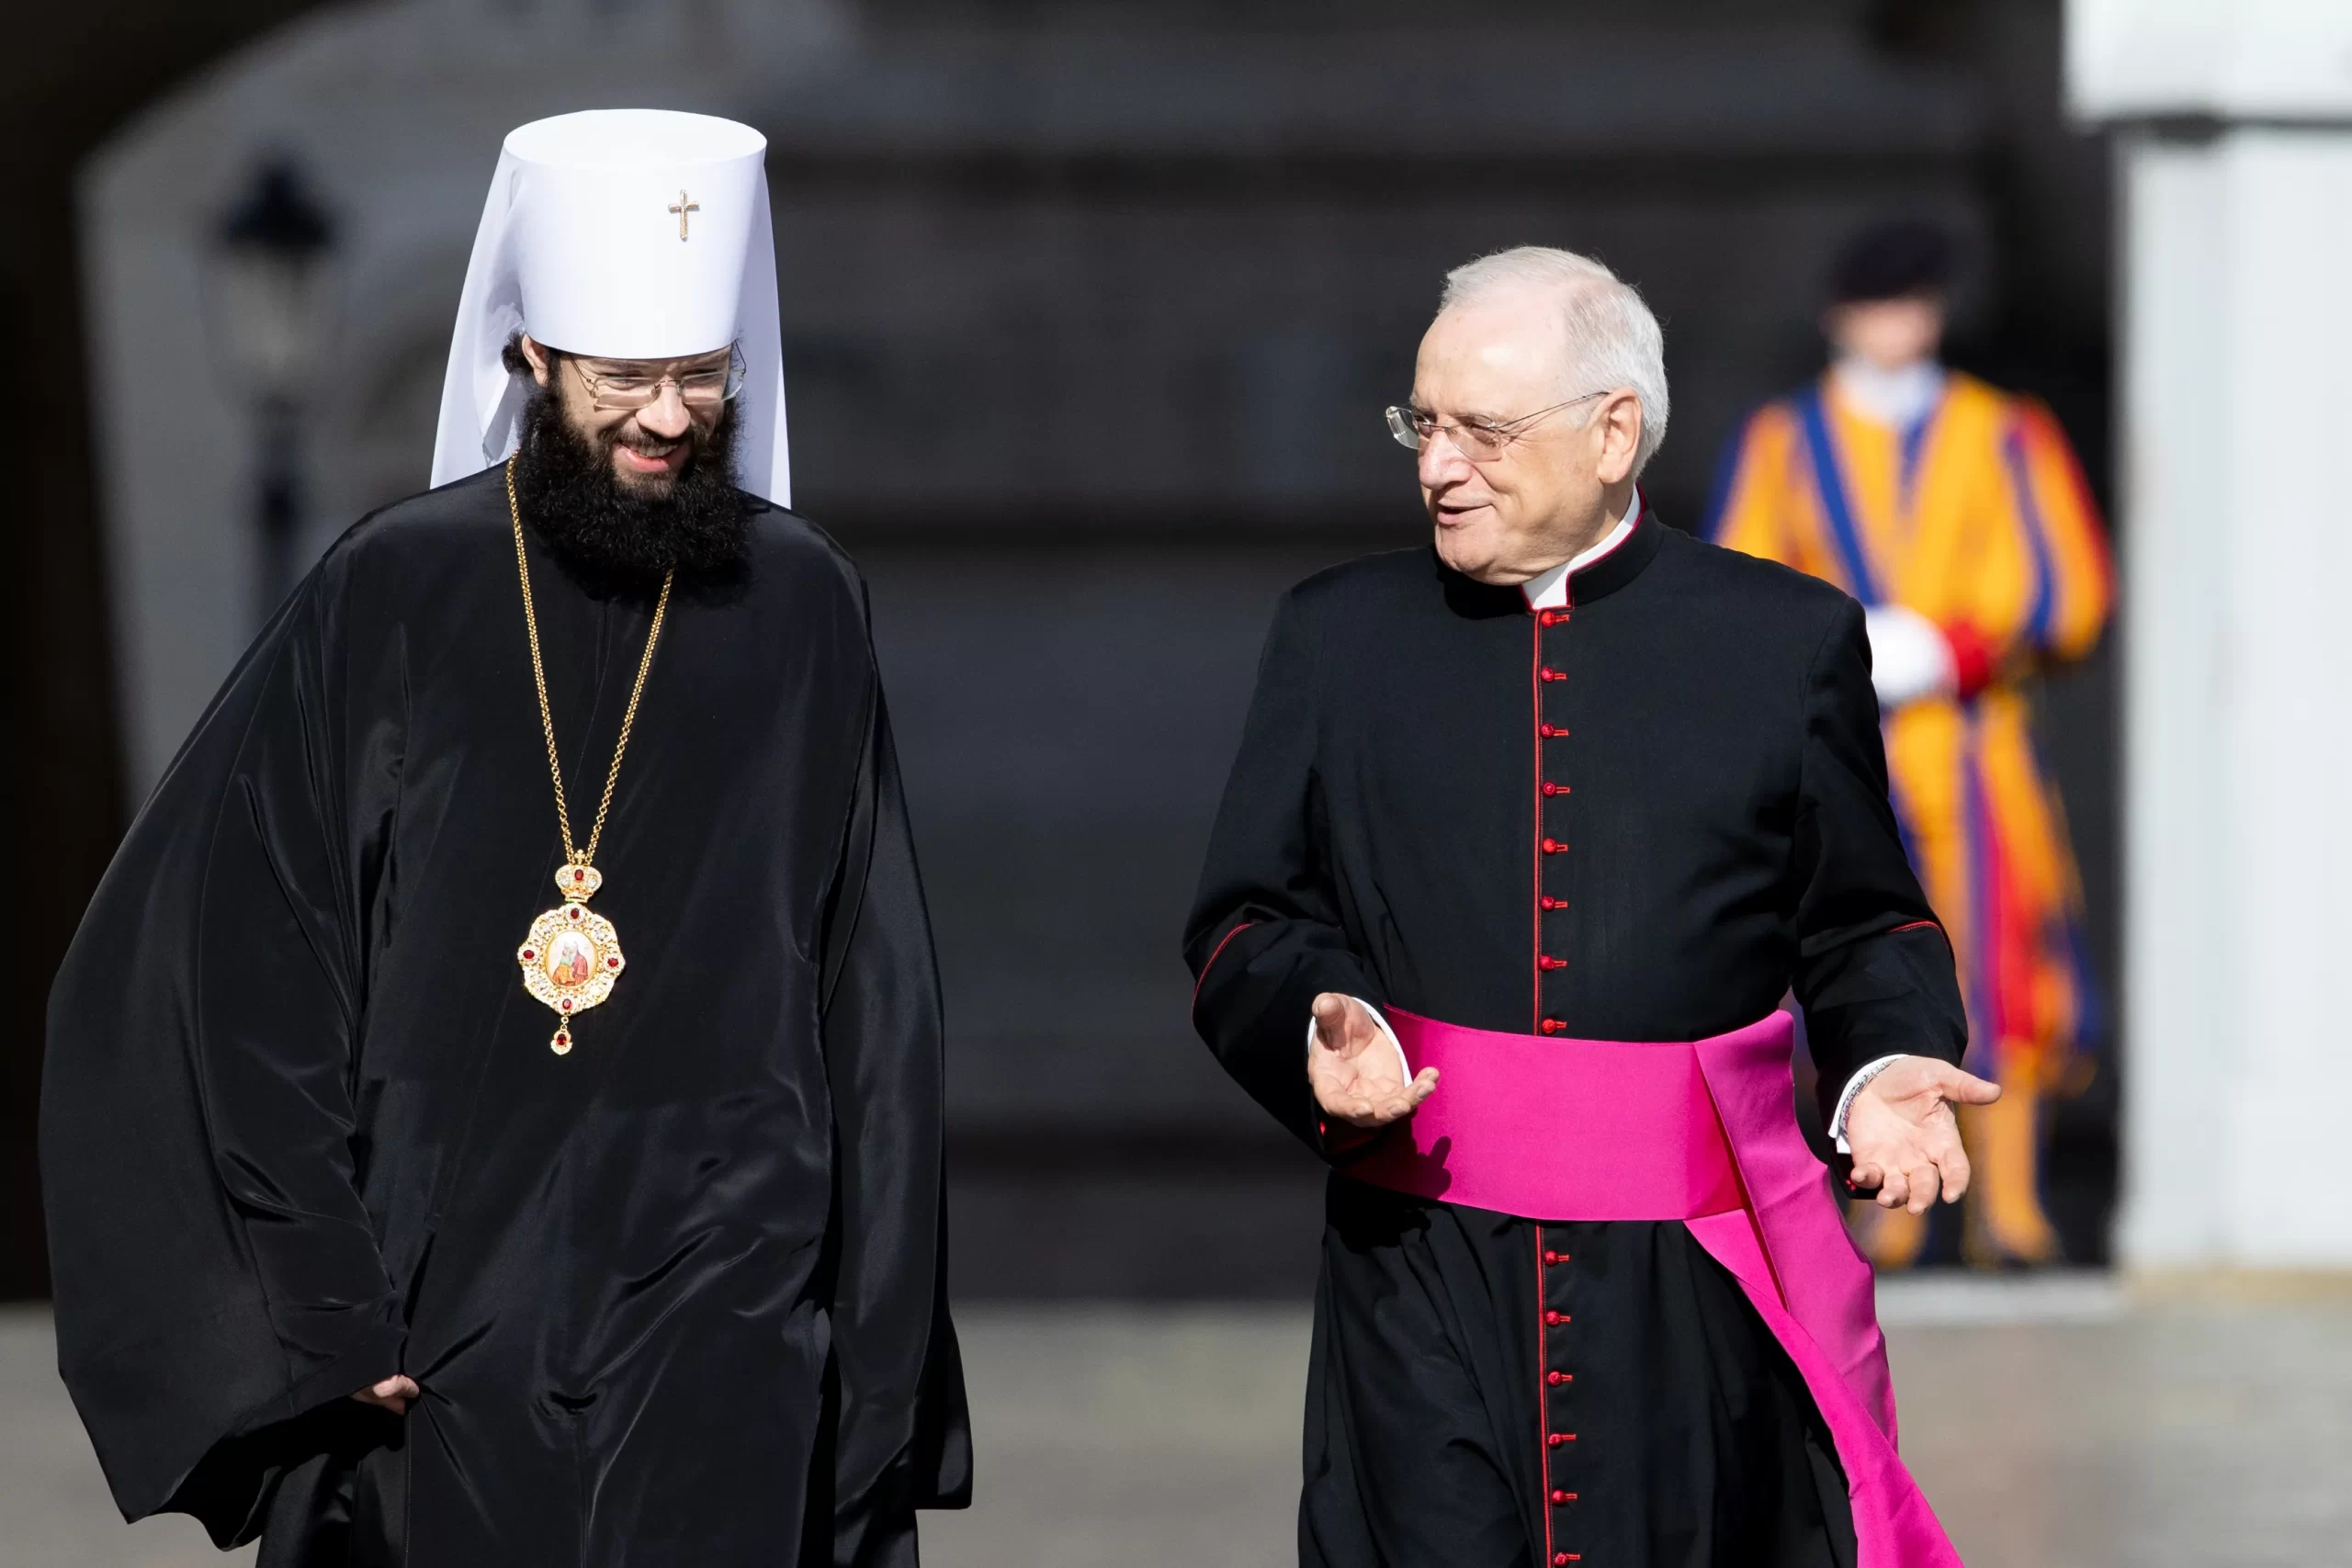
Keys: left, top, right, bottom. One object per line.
{"left": 1863, "top": 604, "right": 1958, "bottom": 710}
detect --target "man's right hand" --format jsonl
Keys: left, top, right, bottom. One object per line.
{"left": 351, "top": 1375, "right": 419, "bottom": 1415}
{"left": 1308, "top": 993, "right": 1439, "bottom": 1129}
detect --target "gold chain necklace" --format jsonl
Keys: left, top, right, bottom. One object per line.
{"left": 505, "top": 456, "right": 674, "bottom": 1054}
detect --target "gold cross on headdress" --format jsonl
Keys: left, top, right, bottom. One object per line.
{"left": 668, "top": 189, "right": 700, "bottom": 241}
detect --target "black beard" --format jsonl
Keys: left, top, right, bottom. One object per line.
{"left": 511, "top": 381, "right": 751, "bottom": 595}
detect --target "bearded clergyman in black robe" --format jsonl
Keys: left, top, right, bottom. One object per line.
{"left": 42, "top": 110, "right": 968, "bottom": 1567}
{"left": 1185, "top": 247, "right": 1997, "bottom": 1567}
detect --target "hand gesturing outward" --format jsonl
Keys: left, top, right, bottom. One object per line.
{"left": 1308, "top": 993, "right": 1440, "bottom": 1129}
{"left": 1844, "top": 1056, "right": 2003, "bottom": 1214}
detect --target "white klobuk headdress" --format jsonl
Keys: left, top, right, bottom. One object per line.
{"left": 430, "top": 108, "right": 790, "bottom": 505}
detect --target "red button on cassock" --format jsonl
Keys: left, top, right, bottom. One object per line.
{"left": 1541, "top": 896, "right": 1568, "bottom": 909}
{"left": 1543, "top": 782, "right": 1570, "bottom": 796}
{"left": 1539, "top": 955, "right": 1566, "bottom": 970}
{"left": 1547, "top": 1432, "right": 1569, "bottom": 1447}
{"left": 1540, "top": 1019, "right": 1567, "bottom": 1034}
{"left": 1547, "top": 1371, "right": 1567, "bottom": 1385}
{"left": 1551, "top": 1489, "right": 1571, "bottom": 1505}
{"left": 1542, "top": 838, "right": 1567, "bottom": 853}
{"left": 1540, "top": 667, "right": 1566, "bottom": 682}
{"left": 1544, "top": 1310, "right": 1565, "bottom": 1325}
{"left": 1542, "top": 1250, "right": 1560, "bottom": 1265}
{"left": 1541, "top": 610, "right": 1568, "bottom": 626}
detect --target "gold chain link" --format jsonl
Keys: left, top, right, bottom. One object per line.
{"left": 507, "top": 456, "right": 673, "bottom": 869}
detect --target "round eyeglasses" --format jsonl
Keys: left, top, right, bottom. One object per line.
{"left": 571, "top": 346, "right": 748, "bottom": 412}
{"left": 1385, "top": 390, "right": 1611, "bottom": 461}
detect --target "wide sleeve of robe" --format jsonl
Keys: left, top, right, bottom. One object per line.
{"left": 1182, "top": 586, "right": 1382, "bottom": 1155}
{"left": 817, "top": 664, "right": 973, "bottom": 1568}
{"left": 1786, "top": 595, "right": 1971, "bottom": 1115}
{"left": 40, "top": 566, "right": 406, "bottom": 1542}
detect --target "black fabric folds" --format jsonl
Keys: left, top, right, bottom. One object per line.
{"left": 42, "top": 468, "right": 968, "bottom": 1565}
{"left": 1184, "top": 513, "right": 1964, "bottom": 1567}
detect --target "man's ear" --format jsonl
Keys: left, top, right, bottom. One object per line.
{"left": 518, "top": 334, "right": 552, "bottom": 388}
{"left": 1594, "top": 391, "right": 1643, "bottom": 486}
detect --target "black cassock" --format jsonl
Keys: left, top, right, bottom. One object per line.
{"left": 43, "top": 469, "right": 969, "bottom": 1566}
{"left": 1185, "top": 511, "right": 1965, "bottom": 1568}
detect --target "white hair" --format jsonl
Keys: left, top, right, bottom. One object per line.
{"left": 1438, "top": 246, "right": 1670, "bottom": 476}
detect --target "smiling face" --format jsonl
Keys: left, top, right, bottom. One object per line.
{"left": 517, "top": 335, "right": 734, "bottom": 493}
{"left": 1409, "top": 294, "right": 1645, "bottom": 585}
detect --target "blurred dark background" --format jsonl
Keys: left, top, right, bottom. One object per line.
{"left": 5, "top": 0, "right": 2116, "bottom": 1302}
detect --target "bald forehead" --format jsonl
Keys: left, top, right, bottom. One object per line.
{"left": 1416, "top": 292, "right": 1577, "bottom": 413}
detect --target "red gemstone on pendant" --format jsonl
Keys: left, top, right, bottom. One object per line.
{"left": 570, "top": 908, "right": 582, "bottom": 920}
{"left": 522, "top": 949, "right": 536, "bottom": 961}
{"left": 572, "top": 868, "right": 584, "bottom": 881}
{"left": 560, "top": 998, "right": 572, "bottom": 1010}
{"left": 607, "top": 957, "right": 620, "bottom": 968}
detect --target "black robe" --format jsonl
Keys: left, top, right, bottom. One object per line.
{"left": 1184, "top": 509, "right": 1965, "bottom": 1568}
{"left": 42, "top": 468, "right": 970, "bottom": 1566}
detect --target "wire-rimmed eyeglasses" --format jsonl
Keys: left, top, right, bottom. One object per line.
{"left": 571, "top": 345, "right": 748, "bottom": 412}
{"left": 1385, "top": 390, "right": 1611, "bottom": 461}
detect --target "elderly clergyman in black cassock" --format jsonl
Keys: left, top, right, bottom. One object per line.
{"left": 1186, "top": 247, "right": 1995, "bottom": 1567}
{"left": 44, "top": 110, "right": 968, "bottom": 1565}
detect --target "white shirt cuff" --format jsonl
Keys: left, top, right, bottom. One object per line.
{"left": 1306, "top": 998, "right": 1414, "bottom": 1088}
{"left": 1828, "top": 1054, "right": 1910, "bottom": 1154}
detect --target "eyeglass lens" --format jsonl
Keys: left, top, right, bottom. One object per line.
{"left": 1385, "top": 406, "right": 1509, "bottom": 457}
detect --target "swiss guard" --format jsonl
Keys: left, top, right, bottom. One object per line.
{"left": 1706, "top": 219, "right": 2113, "bottom": 1269}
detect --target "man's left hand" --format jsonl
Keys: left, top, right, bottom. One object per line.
{"left": 1844, "top": 1056, "right": 2001, "bottom": 1214}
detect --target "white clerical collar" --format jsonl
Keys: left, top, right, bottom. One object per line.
{"left": 1521, "top": 495, "right": 1641, "bottom": 611}
{"left": 1830, "top": 356, "right": 1945, "bottom": 430}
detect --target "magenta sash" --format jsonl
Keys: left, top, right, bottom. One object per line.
{"left": 1351, "top": 1009, "right": 1965, "bottom": 1568}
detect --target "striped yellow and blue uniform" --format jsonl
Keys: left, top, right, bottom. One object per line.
{"left": 1705, "top": 371, "right": 2112, "bottom": 1091}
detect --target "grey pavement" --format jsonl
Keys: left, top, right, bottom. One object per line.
{"left": 6, "top": 1282, "right": 2351, "bottom": 1567}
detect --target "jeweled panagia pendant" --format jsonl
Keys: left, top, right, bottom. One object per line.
{"left": 516, "top": 863, "right": 625, "bottom": 1054}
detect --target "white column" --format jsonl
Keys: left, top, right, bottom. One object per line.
{"left": 2111, "top": 134, "right": 2231, "bottom": 1264}
{"left": 2075, "top": 2, "right": 2352, "bottom": 1266}
{"left": 2206, "top": 132, "right": 2352, "bottom": 1262}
